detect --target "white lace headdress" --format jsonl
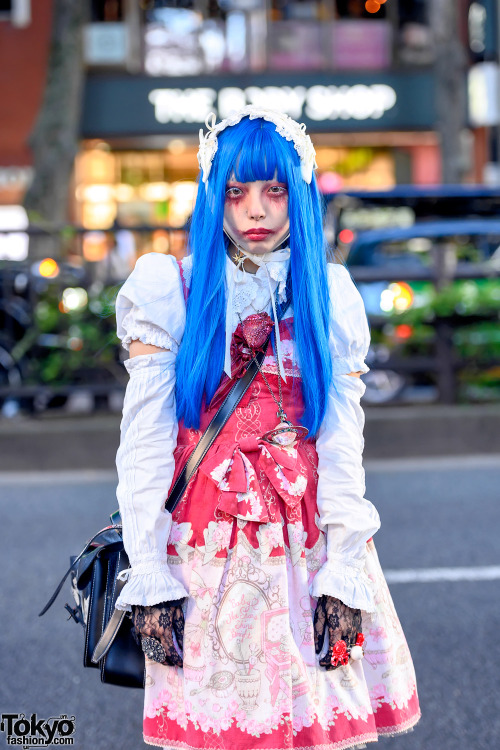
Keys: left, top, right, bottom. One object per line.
{"left": 198, "top": 106, "right": 317, "bottom": 190}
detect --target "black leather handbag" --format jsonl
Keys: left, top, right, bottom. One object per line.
{"left": 39, "top": 290, "right": 291, "bottom": 688}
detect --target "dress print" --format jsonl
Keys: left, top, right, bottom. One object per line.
{"left": 141, "top": 261, "right": 421, "bottom": 750}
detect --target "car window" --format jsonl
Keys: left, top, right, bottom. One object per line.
{"left": 350, "top": 233, "right": 500, "bottom": 267}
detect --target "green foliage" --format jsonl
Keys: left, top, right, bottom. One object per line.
{"left": 26, "top": 282, "right": 123, "bottom": 386}
{"left": 374, "top": 279, "right": 500, "bottom": 401}
{"left": 392, "top": 279, "right": 500, "bottom": 325}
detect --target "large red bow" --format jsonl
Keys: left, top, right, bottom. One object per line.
{"left": 209, "top": 313, "right": 274, "bottom": 411}
{"left": 200, "top": 436, "right": 308, "bottom": 522}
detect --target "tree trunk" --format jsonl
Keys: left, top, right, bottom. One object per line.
{"left": 430, "top": 0, "right": 468, "bottom": 184}
{"left": 23, "top": 0, "right": 86, "bottom": 260}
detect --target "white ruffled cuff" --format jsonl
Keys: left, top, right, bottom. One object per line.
{"left": 331, "top": 356, "right": 370, "bottom": 376}
{"left": 119, "top": 315, "right": 179, "bottom": 354}
{"left": 114, "top": 560, "right": 189, "bottom": 612}
{"left": 309, "top": 553, "right": 376, "bottom": 613}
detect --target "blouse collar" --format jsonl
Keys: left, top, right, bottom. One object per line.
{"left": 224, "top": 249, "right": 291, "bottom": 382}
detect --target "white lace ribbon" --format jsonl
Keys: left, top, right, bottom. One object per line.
{"left": 198, "top": 107, "right": 317, "bottom": 188}
{"left": 224, "top": 246, "right": 290, "bottom": 382}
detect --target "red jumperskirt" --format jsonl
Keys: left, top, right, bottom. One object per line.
{"left": 142, "top": 335, "right": 421, "bottom": 749}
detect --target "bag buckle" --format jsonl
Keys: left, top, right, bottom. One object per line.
{"left": 64, "top": 603, "right": 83, "bottom": 624}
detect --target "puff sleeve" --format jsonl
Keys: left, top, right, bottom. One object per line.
{"left": 113, "top": 253, "right": 189, "bottom": 612}
{"left": 310, "top": 263, "right": 381, "bottom": 613}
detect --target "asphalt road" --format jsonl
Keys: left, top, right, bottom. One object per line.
{"left": 0, "top": 456, "right": 499, "bottom": 750}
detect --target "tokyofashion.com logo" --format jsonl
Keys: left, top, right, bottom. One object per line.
{"left": 0, "top": 713, "right": 75, "bottom": 747}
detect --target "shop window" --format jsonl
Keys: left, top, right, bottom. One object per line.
{"left": 85, "top": 0, "right": 128, "bottom": 65}
{"left": 0, "top": 0, "right": 30, "bottom": 26}
{"left": 91, "top": 0, "right": 124, "bottom": 22}
{"left": 76, "top": 144, "right": 199, "bottom": 243}
{"left": 335, "top": 0, "right": 387, "bottom": 19}
{"left": 143, "top": 0, "right": 257, "bottom": 76}
{"left": 396, "top": 0, "right": 433, "bottom": 65}
{"left": 315, "top": 146, "right": 395, "bottom": 192}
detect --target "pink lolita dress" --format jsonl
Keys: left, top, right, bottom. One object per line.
{"left": 114, "top": 251, "right": 421, "bottom": 750}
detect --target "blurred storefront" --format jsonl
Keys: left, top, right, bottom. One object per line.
{"left": 77, "top": 69, "right": 439, "bottom": 236}
{"left": 0, "top": 0, "right": 51, "bottom": 237}
{"left": 75, "top": 0, "right": 443, "bottom": 251}
{"left": 0, "top": 0, "right": 476, "bottom": 256}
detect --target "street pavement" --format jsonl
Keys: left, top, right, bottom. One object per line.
{"left": 0, "top": 456, "right": 499, "bottom": 750}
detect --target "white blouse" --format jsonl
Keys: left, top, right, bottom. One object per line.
{"left": 113, "top": 251, "right": 380, "bottom": 614}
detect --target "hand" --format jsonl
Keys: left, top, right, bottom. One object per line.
{"left": 313, "top": 595, "right": 362, "bottom": 670}
{"left": 131, "top": 598, "right": 186, "bottom": 667}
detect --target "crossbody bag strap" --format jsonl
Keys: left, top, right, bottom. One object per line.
{"left": 165, "top": 284, "right": 292, "bottom": 514}
{"left": 92, "top": 285, "right": 292, "bottom": 665}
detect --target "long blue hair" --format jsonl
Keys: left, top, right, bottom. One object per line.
{"left": 175, "top": 116, "right": 332, "bottom": 436}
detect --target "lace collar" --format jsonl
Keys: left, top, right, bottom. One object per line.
{"left": 181, "top": 251, "right": 291, "bottom": 380}
{"left": 180, "top": 252, "right": 290, "bottom": 317}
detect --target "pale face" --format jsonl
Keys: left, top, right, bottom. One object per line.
{"left": 223, "top": 176, "right": 290, "bottom": 256}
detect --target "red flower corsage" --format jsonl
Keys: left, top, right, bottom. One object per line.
{"left": 331, "top": 639, "right": 349, "bottom": 667}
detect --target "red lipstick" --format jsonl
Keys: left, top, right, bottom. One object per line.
{"left": 243, "top": 228, "right": 274, "bottom": 241}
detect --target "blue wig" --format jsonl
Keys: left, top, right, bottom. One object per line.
{"left": 175, "top": 116, "right": 333, "bottom": 436}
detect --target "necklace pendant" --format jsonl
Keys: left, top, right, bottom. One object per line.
{"left": 262, "top": 415, "right": 309, "bottom": 447}
{"left": 233, "top": 249, "right": 246, "bottom": 268}
{"left": 240, "top": 312, "right": 274, "bottom": 351}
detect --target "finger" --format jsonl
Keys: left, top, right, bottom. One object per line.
{"left": 319, "top": 648, "right": 334, "bottom": 669}
{"left": 158, "top": 628, "right": 183, "bottom": 668}
{"left": 327, "top": 622, "right": 343, "bottom": 659}
{"left": 347, "top": 610, "right": 363, "bottom": 651}
{"left": 313, "top": 601, "right": 321, "bottom": 654}
{"left": 173, "top": 606, "right": 185, "bottom": 653}
{"left": 136, "top": 623, "right": 155, "bottom": 639}
{"left": 313, "top": 598, "right": 326, "bottom": 654}
{"left": 166, "top": 638, "right": 183, "bottom": 668}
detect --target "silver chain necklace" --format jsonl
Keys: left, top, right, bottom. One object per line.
{"left": 237, "top": 312, "right": 308, "bottom": 447}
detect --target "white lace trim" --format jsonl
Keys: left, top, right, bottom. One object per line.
{"left": 180, "top": 254, "right": 193, "bottom": 288}
{"left": 261, "top": 363, "right": 301, "bottom": 379}
{"left": 114, "top": 568, "right": 189, "bottom": 612}
{"left": 181, "top": 254, "right": 290, "bottom": 331}
{"left": 120, "top": 323, "right": 178, "bottom": 354}
{"left": 198, "top": 107, "right": 317, "bottom": 186}
{"left": 309, "top": 560, "right": 376, "bottom": 613}
{"left": 126, "top": 559, "right": 172, "bottom": 577}
{"left": 332, "top": 355, "right": 370, "bottom": 376}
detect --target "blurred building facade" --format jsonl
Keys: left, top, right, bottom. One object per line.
{"left": 79, "top": 0, "right": 442, "bottom": 234}
{"left": 0, "top": 0, "right": 499, "bottom": 247}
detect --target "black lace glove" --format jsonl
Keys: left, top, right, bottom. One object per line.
{"left": 313, "top": 595, "right": 362, "bottom": 670}
{"left": 131, "top": 598, "right": 186, "bottom": 667}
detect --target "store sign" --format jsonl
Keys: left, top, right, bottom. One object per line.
{"left": 83, "top": 72, "right": 434, "bottom": 135}
{"left": 148, "top": 84, "right": 397, "bottom": 124}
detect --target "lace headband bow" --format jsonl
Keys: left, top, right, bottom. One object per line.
{"left": 198, "top": 106, "right": 317, "bottom": 191}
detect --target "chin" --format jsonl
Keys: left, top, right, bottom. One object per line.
{"left": 246, "top": 243, "right": 274, "bottom": 254}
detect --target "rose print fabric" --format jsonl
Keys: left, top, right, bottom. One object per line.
{"left": 141, "top": 322, "right": 421, "bottom": 749}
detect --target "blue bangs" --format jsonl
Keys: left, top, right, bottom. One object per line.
{"left": 230, "top": 125, "right": 289, "bottom": 185}
{"left": 175, "top": 115, "right": 333, "bottom": 436}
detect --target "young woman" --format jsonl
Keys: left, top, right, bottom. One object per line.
{"left": 114, "top": 107, "right": 421, "bottom": 750}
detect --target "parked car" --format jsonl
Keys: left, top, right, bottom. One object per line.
{"left": 339, "top": 219, "right": 500, "bottom": 404}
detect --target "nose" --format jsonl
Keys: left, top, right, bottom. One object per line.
{"left": 246, "top": 187, "right": 266, "bottom": 220}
